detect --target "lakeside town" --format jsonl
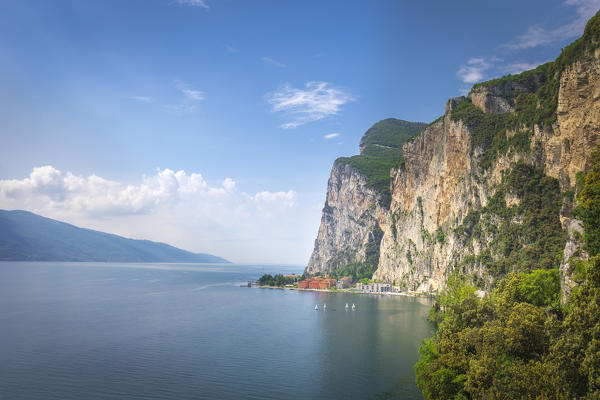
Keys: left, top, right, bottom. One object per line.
{"left": 252, "top": 274, "right": 436, "bottom": 296}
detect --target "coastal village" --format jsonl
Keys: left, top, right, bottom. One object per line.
{"left": 254, "top": 274, "right": 422, "bottom": 295}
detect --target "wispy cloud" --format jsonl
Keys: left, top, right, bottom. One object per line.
{"left": 456, "top": 58, "right": 490, "bottom": 84}
{"left": 174, "top": 80, "right": 205, "bottom": 101}
{"left": 225, "top": 45, "right": 239, "bottom": 53}
{"left": 267, "top": 81, "right": 355, "bottom": 129}
{"left": 131, "top": 96, "right": 154, "bottom": 103}
{"left": 261, "top": 57, "right": 286, "bottom": 68}
{"left": 503, "top": 0, "right": 600, "bottom": 50}
{"left": 177, "top": 0, "right": 209, "bottom": 9}
{"left": 324, "top": 133, "right": 340, "bottom": 139}
{"left": 164, "top": 104, "right": 198, "bottom": 115}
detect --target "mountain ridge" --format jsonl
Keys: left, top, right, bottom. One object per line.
{"left": 0, "top": 209, "right": 229, "bottom": 263}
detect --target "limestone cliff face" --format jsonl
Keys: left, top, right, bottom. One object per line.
{"left": 536, "top": 49, "right": 600, "bottom": 189}
{"left": 373, "top": 50, "right": 600, "bottom": 292}
{"left": 307, "top": 41, "right": 600, "bottom": 295}
{"left": 374, "top": 112, "right": 476, "bottom": 290}
{"left": 470, "top": 81, "right": 529, "bottom": 114}
{"left": 305, "top": 162, "right": 384, "bottom": 275}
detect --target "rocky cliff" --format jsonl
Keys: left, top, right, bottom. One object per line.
{"left": 306, "top": 15, "right": 600, "bottom": 296}
{"left": 305, "top": 162, "right": 384, "bottom": 275}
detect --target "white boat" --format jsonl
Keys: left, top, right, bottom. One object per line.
{"left": 323, "top": 303, "right": 327, "bottom": 309}
{"left": 345, "top": 303, "right": 349, "bottom": 309}
{"left": 352, "top": 303, "right": 356, "bottom": 309}
{"left": 314, "top": 305, "right": 318, "bottom": 310}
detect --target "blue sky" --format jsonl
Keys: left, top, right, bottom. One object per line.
{"left": 1, "top": 0, "right": 598, "bottom": 263}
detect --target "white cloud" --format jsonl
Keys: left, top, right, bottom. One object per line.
{"left": 251, "top": 190, "right": 296, "bottom": 208}
{"left": 0, "top": 166, "right": 213, "bottom": 215}
{"left": 261, "top": 57, "right": 286, "bottom": 68}
{"left": 0, "top": 166, "right": 312, "bottom": 263}
{"left": 456, "top": 58, "right": 490, "bottom": 84}
{"left": 222, "top": 177, "right": 235, "bottom": 192}
{"left": 131, "top": 96, "right": 154, "bottom": 103}
{"left": 503, "top": 0, "right": 600, "bottom": 50}
{"left": 174, "top": 80, "right": 205, "bottom": 101}
{"left": 324, "top": 133, "right": 340, "bottom": 139}
{"left": 0, "top": 167, "right": 299, "bottom": 218}
{"left": 267, "top": 81, "right": 355, "bottom": 129}
{"left": 177, "top": 0, "right": 209, "bottom": 9}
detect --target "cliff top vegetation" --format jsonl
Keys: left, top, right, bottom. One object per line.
{"left": 335, "top": 118, "right": 426, "bottom": 207}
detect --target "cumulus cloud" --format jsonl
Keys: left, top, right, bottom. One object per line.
{"left": 0, "top": 166, "right": 295, "bottom": 218}
{"left": 177, "top": 0, "right": 209, "bottom": 9}
{"left": 324, "top": 133, "right": 340, "bottom": 139}
{"left": 261, "top": 57, "right": 286, "bottom": 68}
{"left": 457, "top": 58, "right": 490, "bottom": 84}
{"left": 0, "top": 166, "right": 208, "bottom": 215}
{"left": 267, "top": 81, "right": 355, "bottom": 129}
{"left": 504, "top": 0, "right": 600, "bottom": 50}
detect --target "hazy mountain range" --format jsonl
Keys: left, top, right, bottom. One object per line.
{"left": 0, "top": 209, "right": 229, "bottom": 263}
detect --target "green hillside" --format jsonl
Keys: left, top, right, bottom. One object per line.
{"left": 336, "top": 118, "right": 426, "bottom": 206}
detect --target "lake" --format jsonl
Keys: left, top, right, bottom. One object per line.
{"left": 0, "top": 262, "right": 434, "bottom": 399}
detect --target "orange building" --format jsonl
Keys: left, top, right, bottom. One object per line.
{"left": 298, "top": 277, "right": 337, "bottom": 290}
{"left": 298, "top": 280, "right": 309, "bottom": 289}
{"left": 318, "top": 279, "right": 337, "bottom": 289}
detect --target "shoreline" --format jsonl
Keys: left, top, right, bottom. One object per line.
{"left": 254, "top": 285, "right": 435, "bottom": 298}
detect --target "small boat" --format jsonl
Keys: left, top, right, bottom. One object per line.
{"left": 314, "top": 305, "right": 318, "bottom": 310}
{"left": 352, "top": 303, "right": 356, "bottom": 310}
{"left": 345, "top": 303, "right": 349, "bottom": 309}
{"left": 323, "top": 303, "right": 327, "bottom": 309}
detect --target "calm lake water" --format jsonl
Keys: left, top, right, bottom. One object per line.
{"left": 0, "top": 262, "right": 434, "bottom": 400}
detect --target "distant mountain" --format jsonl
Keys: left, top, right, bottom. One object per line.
{"left": 0, "top": 210, "right": 229, "bottom": 263}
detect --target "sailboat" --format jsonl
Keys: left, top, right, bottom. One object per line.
{"left": 314, "top": 304, "right": 318, "bottom": 310}
{"left": 345, "top": 303, "right": 349, "bottom": 309}
{"left": 352, "top": 303, "right": 356, "bottom": 310}
{"left": 323, "top": 303, "right": 327, "bottom": 309}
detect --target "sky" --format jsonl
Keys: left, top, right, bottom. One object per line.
{"left": 0, "top": 0, "right": 599, "bottom": 264}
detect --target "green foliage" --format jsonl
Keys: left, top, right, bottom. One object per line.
{"left": 257, "top": 274, "right": 296, "bottom": 286}
{"left": 416, "top": 256, "right": 600, "bottom": 399}
{"left": 575, "top": 146, "right": 600, "bottom": 256}
{"left": 435, "top": 227, "right": 445, "bottom": 245}
{"left": 359, "top": 118, "right": 427, "bottom": 151}
{"left": 458, "top": 163, "right": 565, "bottom": 279}
{"left": 518, "top": 269, "right": 561, "bottom": 308}
{"left": 331, "top": 262, "right": 374, "bottom": 282}
{"left": 336, "top": 119, "right": 426, "bottom": 207}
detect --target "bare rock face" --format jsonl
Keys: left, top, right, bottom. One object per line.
{"left": 535, "top": 51, "right": 600, "bottom": 189}
{"left": 305, "top": 163, "right": 384, "bottom": 275}
{"left": 373, "top": 113, "right": 513, "bottom": 291}
{"left": 559, "top": 219, "right": 587, "bottom": 303}
{"left": 469, "top": 82, "right": 529, "bottom": 114}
